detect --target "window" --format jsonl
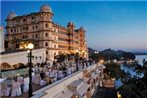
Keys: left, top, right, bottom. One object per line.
{"left": 35, "top": 34, "right": 38, "bottom": 38}
{"left": 36, "top": 25, "right": 38, "bottom": 29}
{"left": 23, "top": 27, "right": 26, "bottom": 30}
{"left": 23, "top": 18, "right": 26, "bottom": 22}
{"left": 31, "top": 16, "right": 35, "bottom": 20}
{"left": 17, "top": 28, "right": 19, "bottom": 32}
{"left": 45, "top": 33, "right": 48, "bottom": 37}
{"left": 22, "top": 35, "right": 25, "bottom": 39}
{"left": 45, "top": 42, "right": 48, "bottom": 46}
{"left": 14, "top": 29, "right": 16, "bottom": 32}
{"left": 10, "top": 29, "right": 13, "bottom": 32}
{"left": 32, "top": 26, "right": 34, "bottom": 30}
{"left": 46, "top": 51, "right": 48, "bottom": 54}
{"left": 45, "top": 23, "right": 48, "bottom": 28}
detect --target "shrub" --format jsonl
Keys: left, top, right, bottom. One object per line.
{"left": 18, "top": 63, "right": 27, "bottom": 69}
{"left": 1, "top": 62, "right": 11, "bottom": 69}
{"left": 12, "top": 64, "right": 18, "bottom": 69}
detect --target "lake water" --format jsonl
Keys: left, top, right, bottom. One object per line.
{"left": 115, "top": 55, "right": 147, "bottom": 88}
{"left": 136, "top": 55, "right": 147, "bottom": 65}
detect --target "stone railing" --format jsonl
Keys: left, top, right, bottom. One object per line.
{"left": 31, "top": 64, "right": 99, "bottom": 98}
{"left": 32, "top": 70, "right": 83, "bottom": 98}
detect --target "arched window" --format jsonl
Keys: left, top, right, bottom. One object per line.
{"left": 45, "top": 42, "right": 48, "bottom": 46}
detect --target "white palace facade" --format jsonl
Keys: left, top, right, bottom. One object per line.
{"left": 0, "top": 4, "right": 88, "bottom": 66}
{"left": 5, "top": 4, "right": 88, "bottom": 62}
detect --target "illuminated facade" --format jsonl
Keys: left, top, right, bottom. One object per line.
{"left": 5, "top": 4, "right": 88, "bottom": 61}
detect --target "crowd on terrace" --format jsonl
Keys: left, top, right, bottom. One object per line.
{"left": 0, "top": 58, "right": 96, "bottom": 97}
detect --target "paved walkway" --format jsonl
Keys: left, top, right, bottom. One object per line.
{"left": 92, "top": 87, "right": 117, "bottom": 98}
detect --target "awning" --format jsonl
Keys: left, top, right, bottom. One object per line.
{"left": 56, "top": 90, "right": 73, "bottom": 98}
{"left": 71, "top": 83, "right": 90, "bottom": 96}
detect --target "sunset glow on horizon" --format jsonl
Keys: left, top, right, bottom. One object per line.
{"left": 1, "top": 1, "right": 147, "bottom": 52}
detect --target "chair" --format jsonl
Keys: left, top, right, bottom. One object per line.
{"left": 49, "top": 71, "right": 55, "bottom": 78}
{"left": 57, "top": 71, "right": 64, "bottom": 79}
{"left": 32, "top": 74, "right": 40, "bottom": 85}
{"left": 66, "top": 68, "right": 71, "bottom": 75}
{"left": 0, "top": 78, "right": 5, "bottom": 84}
{"left": 54, "top": 72, "right": 58, "bottom": 82}
{"left": 0, "top": 83, "right": 11, "bottom": 96}
{"left": 23, "top": 77, "right": 29, "bottom": 93}
{"left": 17, "top": 77, "right": 23, "bottom": 84}
{"left": 11, "top": 81, "right": 22, "bottom": 97}
{"left": 40, "top": 80, "right": 47, "bottom": 86}
{"left": 45, "top": 71, "right": 49, "bottom": 77}
{"left": 34, "top": 65, "right": 39, "bottom": 73}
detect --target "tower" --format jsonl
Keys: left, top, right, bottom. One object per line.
{"left": 0, "top": 26, "right": 5, "bottom": 53}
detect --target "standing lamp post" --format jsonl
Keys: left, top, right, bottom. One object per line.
{"left": 27, "top": 43, "right": 34, "bottom": 98}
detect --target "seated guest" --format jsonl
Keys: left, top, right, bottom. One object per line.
{"left": 11, "top": 80, "right": 21, "bottom": 97}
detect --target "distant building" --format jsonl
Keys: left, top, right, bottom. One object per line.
{"left": 5, "top": 4, "right": 88, "bottom": 61}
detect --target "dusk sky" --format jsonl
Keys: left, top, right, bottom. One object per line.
{"left": 1, "top": 1, "right": 147, "bottom": 52}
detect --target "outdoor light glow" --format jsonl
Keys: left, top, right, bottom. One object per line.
{"left": 17, "top": 73, "right": 20, "bottom": 76}
{"left": 27, "top": 50, "right": 30, "bottom": 52}
{"left": 27, "top": 43, "right": 34, "bottom": 49}
{"left": 112, "top": 78, "right": 115, "bottom": 80}
{"left": 94, "top": 51, "right": 98, "bottom": 54}
{"left": 117, "top": 92, "right": 122, "bottom": 98}
{"left": 76, "top": 50, "right": 79, "bottom": 53}
{"left": 19, "top": 46, "right": 23, "bottom": 49}
{"left": 100, "top": 59, "right": 104, "bottom": 63}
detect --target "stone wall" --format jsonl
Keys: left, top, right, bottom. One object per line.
{"left": 32, "top": 70, "right": 83, "bottom": 98}
{"left": 0, "top": 48, "right": 46, "bottom": 65}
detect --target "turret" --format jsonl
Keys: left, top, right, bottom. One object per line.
{"left": 67, "top": 21, "right": 75, "bottom": 33}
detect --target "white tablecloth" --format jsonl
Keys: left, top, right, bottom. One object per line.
{"left": 0, "top": 78, "right": 5, "bottom": 83}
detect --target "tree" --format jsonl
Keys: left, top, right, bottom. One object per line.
{"left": 104, "top": 63, "right": 127, "bottom": 80}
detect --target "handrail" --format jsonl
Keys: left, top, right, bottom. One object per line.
{"left": 32, "top": 70, "right": 83, "bottom": 98}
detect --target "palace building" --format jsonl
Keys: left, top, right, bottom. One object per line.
{"left": 5, "top": 4, "right": 88, "bottom": 61}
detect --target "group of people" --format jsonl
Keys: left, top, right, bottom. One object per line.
{"left": 0, "top": 76, "right": 29, "bottom": 97}
{"left": 0, "top": 59, "right": 96, "bottom": 97}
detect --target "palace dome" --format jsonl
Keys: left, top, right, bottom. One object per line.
{"left": 7, "top": 12, "right": 17, "bottom": 19}
{"left": 40, "top": 4, "right": 52, "bottom": 13}
{"left": 79, "top": 26, "right": 86, "bottom": 32}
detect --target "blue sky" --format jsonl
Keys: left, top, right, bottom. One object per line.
{"left": 1, "top": 1, "right": 147, "bottom": 52}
